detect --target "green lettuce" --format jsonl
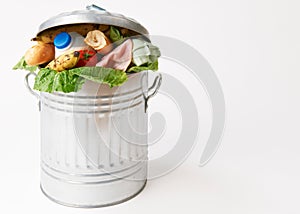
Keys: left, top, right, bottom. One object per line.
{"left": 110, "top": 26, "right": 123, "bottom": 42}
{"left": 127, "top": 60, "right": 159, "bottom": 73}
{"left": 34, "top": 66, "right": 128, "bottom": 93}
{"left": 34, "top": 64, "right": 156, "bottom": 93}
{"left": 69, "top": 66, "right": 127, "bottom": 87}
{"left": 33, "top": 68, "right": 85, "bottom": 93}
{"left": 13, "top": 56, "right": 38, "bottom": 72}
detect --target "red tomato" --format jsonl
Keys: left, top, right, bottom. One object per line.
{"left": 76, "top": 50, "right": 97, "bottom": 67}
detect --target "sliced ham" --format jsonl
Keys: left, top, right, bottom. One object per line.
{"left": 96, "top": 39, "right": 133, "bottom": 71}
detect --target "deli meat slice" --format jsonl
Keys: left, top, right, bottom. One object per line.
{"left": 96, "top": 39, "right": 133, "bottom": 71}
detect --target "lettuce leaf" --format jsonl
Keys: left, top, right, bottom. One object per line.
{"left": 69, "top": 66, "right": 128, "bottom": 87}
{"left": 33, "top": 68, "right": 56, "bottom": 92}
{"left": 33, "top": 68, "right": 85, "bottom": 93}
{"left": 33, "top": 66, "right": 127, "bottom": 93}
{"left": 110, "top": 26, "right": 123, "bottom": 42}
{"left": 127, "top": 60, "right": 159, "bottom": 73}
{"left": 13, "top": 56, "right": 38, "bottom": 72}
{"left": 52, "top": 70, "right": 86, "bottom": 93}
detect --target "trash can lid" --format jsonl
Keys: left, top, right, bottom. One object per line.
{"left": 37, "top": 5, "right": 149, "bottom": 36}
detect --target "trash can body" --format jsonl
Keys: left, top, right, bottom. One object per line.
{"left": 40, "top": 72, "right": 149, "bottom": 207}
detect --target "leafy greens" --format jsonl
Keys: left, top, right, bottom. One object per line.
{"left": 13, "top": 56, "right": 38, "bottom": 72}
{"left": 33, "top": 68, "right": 85, "bottom": 93}
{"left": 33, "top": 66, "right": 128, "bottom": 93}
{"left": 69, "top": 66, "right": 127, "bottom": 88}
{"left": 109, "top": 26, "right": 124, "bottom": 42}
{"left": 127, "top": 61, "right": 159, "bottom": 73}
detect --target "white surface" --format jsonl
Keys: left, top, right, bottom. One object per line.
{"left": 1, "top": 0, "right": 300, "bottom": 213}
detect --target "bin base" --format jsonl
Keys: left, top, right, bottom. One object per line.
{"left": 40, "top": 181, "right": 147, "bottom": 208}
{"left": 40, "top": 164, "right": 147, "bottom": 208}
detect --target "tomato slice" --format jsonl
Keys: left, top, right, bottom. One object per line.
{"left": 76, "top": 50, "right": 97, "bottom": 67}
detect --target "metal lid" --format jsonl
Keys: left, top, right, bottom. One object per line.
{"left": 37, "top": 5, "right": 149, "bottom": 36}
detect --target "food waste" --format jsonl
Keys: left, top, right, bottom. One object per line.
{"left": 13, "top": 24, "right": 160, "bottom": 93}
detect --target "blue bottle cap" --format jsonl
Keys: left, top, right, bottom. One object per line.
{"left": 54, "top": 32, "right": 71, "bottom": 49}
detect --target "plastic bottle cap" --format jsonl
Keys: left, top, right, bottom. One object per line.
{"left": 54, "top": 32, "right": 71, "bottom": 49}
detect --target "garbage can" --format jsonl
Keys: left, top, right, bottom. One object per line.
{"left": 25, "top": 5, "right": 162, "bottom": 208}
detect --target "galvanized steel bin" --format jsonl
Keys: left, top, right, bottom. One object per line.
{"left": 25, "top": 5, "right": 162, "bottom": 208}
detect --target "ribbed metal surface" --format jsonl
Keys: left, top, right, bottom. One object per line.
{"left": 40, "top": 72, "right": 148, "bottom": 207}
{"left": 40, "top": 105, "right": 147, "bottom": 172}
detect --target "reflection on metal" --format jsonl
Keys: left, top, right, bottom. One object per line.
{"left": 26, "top": 71, "right": 161, "bottom": 207}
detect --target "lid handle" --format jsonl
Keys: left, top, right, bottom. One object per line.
{"left": 86, "top": 4, "right": 106, "bottom": 11}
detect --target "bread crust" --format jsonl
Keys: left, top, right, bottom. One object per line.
{"left": 25, "top": 43, "right": 55, "bottom": 66}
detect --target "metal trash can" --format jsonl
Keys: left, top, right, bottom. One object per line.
{"left": 25, "top": 5, "right": 162, "bottom": 208}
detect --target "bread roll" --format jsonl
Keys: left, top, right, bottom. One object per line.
{"left": 24, "top": 43, "right": 55, "bottom": 66}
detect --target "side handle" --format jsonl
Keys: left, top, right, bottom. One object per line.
{"left": 24, "top": 72, "right": 41, "bottom": 111}
{"left": 142, "top": 73, "right": 162, "bottom": 113}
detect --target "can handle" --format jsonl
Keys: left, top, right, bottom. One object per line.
{"left": 25, "top": 72, "right": 41, "bottom": 111}
{"left": 142, "top": 73, "right": 162, "bottom": 113}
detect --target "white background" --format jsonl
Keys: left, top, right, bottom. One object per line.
{"left": 1, "top": 0, "right": 300, "bottom": 213}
